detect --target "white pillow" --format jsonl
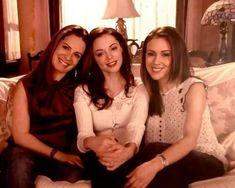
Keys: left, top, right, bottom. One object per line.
{"left": 222, "top": 131, "right": 235, "bottom": 161}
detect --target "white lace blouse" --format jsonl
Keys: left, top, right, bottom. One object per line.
{"left": 74, "top": 80, "right": 149, "bottom": 153}
{"left": 145, "top": 77, "right": 227, "bottom": 165}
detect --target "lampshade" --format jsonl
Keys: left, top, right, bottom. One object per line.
{"left": 201, "top": 0, "right": 235, "bottom": 64}
{"left": 103, "top": 0, "right": 140, "bottom": 19}
{"left": 201, "top": 0, "right": 235, "bottom": 25}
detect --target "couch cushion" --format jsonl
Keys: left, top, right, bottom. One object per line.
{"left": 222, "top": 131, "right": 235, "bottom": 162}
{"left": 0, "top": 80, "right": 12, "bottom": 152}
{"left": 0, "top": 76, "right": 23, "bottom": 153}
{"left": 35, "top": 175, "right": 91, "bottom": 188}
{"left": 207, "top": 78, "right": 235, "bottom": 142}
{"left": 194, "top": 63, "right": 235, "bottom": 143}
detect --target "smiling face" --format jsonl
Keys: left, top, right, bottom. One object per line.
{"left": 145, "top": 37, "right": 172, "bottom": 84}
{"left": 51, "top": 34, "right": 86, "bottom": 80}
{"left": 92, "top": 34, "right": 123, "bottom": 76}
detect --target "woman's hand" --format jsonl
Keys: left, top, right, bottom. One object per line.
{"left": 54, "top": 151, "right": 84, "bottom": 168}
{"left": 125, "top": 158, "right": 161, "bottom": 188}
{"left": 84, "top": 135, "right": 121, "bottom": 158}
{"left": 99, "top": 143, "right": 136, "bottom": 171}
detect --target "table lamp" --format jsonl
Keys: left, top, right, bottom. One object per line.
{"left": 103, "top": 0, "right": 140, "bottom": 40}
{"left": 201, "top": 0, "right": 235, "bottom": 64}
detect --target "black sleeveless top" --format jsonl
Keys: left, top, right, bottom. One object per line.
{"left": 21, "top": 74, "right": 78, "bottom": 152}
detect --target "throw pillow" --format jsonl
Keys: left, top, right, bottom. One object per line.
{"left": 207, "top": 78, "right": 235, "bottom": 143}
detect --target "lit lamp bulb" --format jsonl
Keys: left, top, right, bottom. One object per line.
{"left": 103, "top": 0, "right": 140, "bottom": 40}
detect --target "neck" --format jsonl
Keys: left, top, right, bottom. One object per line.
{"left": 159, "top": 80, "right": 179, "bottom": 94}
{"left": 104, "top": 73, "right": 126, "bottom": 97}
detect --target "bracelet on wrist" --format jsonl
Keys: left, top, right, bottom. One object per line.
{"left": 157, "top": 154, "right": 169, "bottom": 168}
{"left": 50, "top": 148, "right": 58, "bottom": 159}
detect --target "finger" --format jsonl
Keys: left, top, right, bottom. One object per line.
{"left": 74, "top": 160, "right": 84, "bottom": 168}
{"left": 125, "top": 177, "right": 135, "bottom": 188}
{"left": 126, "top": 170, "right": 135, "bottom": 178}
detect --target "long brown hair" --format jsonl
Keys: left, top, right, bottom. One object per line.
{"left": 27, "top": 24, "right": 89, "bottom": 86}
{"left": 22, "top": 25, "right": 89, "bottom": 112}
{"left": 141, "top": 26, "right": 192, "bottom": 116}
{"left": 83, "top": 27, "right": 135, "bottom": 110}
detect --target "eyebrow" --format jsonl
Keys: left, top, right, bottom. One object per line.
{"left": 94, "top": 42, "right": 118, "bottom": 53}
{"left": 62, "top": 40, "right": 83, "bottom": 56}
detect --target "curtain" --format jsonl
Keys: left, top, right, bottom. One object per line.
{"left": 176, "top": 0, "right": 188, "bottom": 38}
{"left": 2, "top": 0, "right": 21, "bottom": 61}
{"left": 60, "top": 0, "right": 176, "bottom": 45}
{"left": 49, "top": 0, "right": 61, "bottom": 37}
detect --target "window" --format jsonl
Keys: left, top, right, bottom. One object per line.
{"left": 2, "top": 0, "right": 21, "bottom": 61}
{"left": 61, "top": 0, "right": 176, "bottom": 44}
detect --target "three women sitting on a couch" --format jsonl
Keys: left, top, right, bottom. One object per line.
{"left": 3, "top": 25, "right": 227, "bottom": 188}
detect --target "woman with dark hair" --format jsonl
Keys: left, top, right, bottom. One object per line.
{"left": 3, "top": 25, "right": 89, "bottom": 188}
{"left": 125, "top": 26, "right": 227, "bottom": 188}
{"left": 73, "top": 27, "right": 149, "bottom": 187}
{"left": 126, "top": 26, "right": 226, "bottom": 188}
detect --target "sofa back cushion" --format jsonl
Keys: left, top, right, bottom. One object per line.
{"left": 207, "top": 78, "right": 235, "bottom": 142}
{"left": 194, "top": 62, "right": 235, "bottom": 143}
{"left": 0, "top": 76, "right": 23, "bottom": 152}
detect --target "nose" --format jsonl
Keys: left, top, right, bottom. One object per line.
{"left": 65, "top": 52, "right": 72, "bottom": 61}
{"left": 106, "top": 51, "right": 112, "bottom": 59}
{"left": 153, "top": 55, "right": 161, "bottom": 64}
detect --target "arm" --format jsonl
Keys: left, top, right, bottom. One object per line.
{"left": 125, "top": 84, "right": 149, "bottom": 150}
{"left": 74, "top": 86, "right": 120, "bottom": 155}
{"left": 100, "top": 84, "right": 149, "bottom": 170}
{"left": 12, "top": 81, "right": 82, "bottom": 166}
{"left": 125, "top": 82, "right": 207, "bottom": 188}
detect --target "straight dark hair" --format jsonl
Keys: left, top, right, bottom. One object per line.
{"left": 141, "top": 26, "right": 192, "bottom": 116}
{"left": 26, "top": 24, "right": 89, "bottom": 86}
{"left": 22, "top": 25, "right": 89, "bottom": 112}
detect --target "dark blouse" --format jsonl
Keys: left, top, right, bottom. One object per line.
{"left": 21, "top": 74, "right": 78, "bottom": 152}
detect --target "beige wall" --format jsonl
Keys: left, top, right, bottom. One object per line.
{"left": 17, "top": 0, "right": 50, "bottom": 74}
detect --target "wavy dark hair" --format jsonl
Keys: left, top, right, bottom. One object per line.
{"left": 140, "top": 26, "right": 192, "bottom": 116}
{"left": 82, "top": 27, "right": 135, "bottom": 110}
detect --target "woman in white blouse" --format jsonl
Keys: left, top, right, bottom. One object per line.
{"left": 73, "top": 27, "right": 149, "bottom": 187}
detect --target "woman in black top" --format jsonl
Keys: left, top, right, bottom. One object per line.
{"left": 3, "top": 25, "right": 89, "bottom": 188}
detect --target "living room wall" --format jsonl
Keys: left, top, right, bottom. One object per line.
{"left": 11, "top": 0, "right": 235, "bottom": 75}
{"left": 17, "top": 0, "right": 50, "bottom": 74}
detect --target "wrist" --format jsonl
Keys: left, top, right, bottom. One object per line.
{"left": 124, "top": 143, "right": 136, "bottom": 159}
{"left": 152, "top": 154, "right": 168, "bottom": 171}
{"left": 50, "top": 148, "right": 58, "bottom": 159}
{"left": 156, "top": 154, "right": 169, "bottom": 169}
{"left": 84, "top": 136, "right": 95, "bottom": 151}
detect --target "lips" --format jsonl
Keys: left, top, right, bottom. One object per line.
{"left": 59, "top": 57, "right": 70, "bottom": 66}
{"left": 151, "top": 66, "right": 164, "bottom": 72}
{"left": 106, "top": 60, "right": 117, "bottom": 67}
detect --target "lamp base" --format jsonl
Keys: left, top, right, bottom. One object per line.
{"left": 116, "top": 18, "right": 128, "bottom": 40}
{"left": 217, "top": 22, "right": 228, "bottom": 64}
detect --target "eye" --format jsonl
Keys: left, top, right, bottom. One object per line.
{"left": 74, "top": 53, "right": 82, "bottom": 59}
{"left": 62, "top": 44, "right": 70, "bottom": 50}
{"left": 146, "top": 51, "right": 155, "bottom": 57}
{"left": 162, "top": 52, "right": 171, "bottom": 57}
{"left": 111, "top": 45, "right": 118, "bottom": 51}
{"left": 95, "top": 51, "right": 104, "bottom": 57}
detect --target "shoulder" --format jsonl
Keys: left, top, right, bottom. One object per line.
{"left": 184, "top": 78, "right": 207, "bottom": 107}
{"left": 132, "top": 79, "right": 149, "bottom": 100}
{"left": 187, "top": 77, "right": 207, "bottom": 94}
{"left": 181, "top": 77, "right": 206, "bottom": 95}
{"left": 74, "top": 84, "right": 90, "bottom": 102}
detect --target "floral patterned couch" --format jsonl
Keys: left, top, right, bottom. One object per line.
{"left": 1, "top": 62, "right": 235, "bottom": 188}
